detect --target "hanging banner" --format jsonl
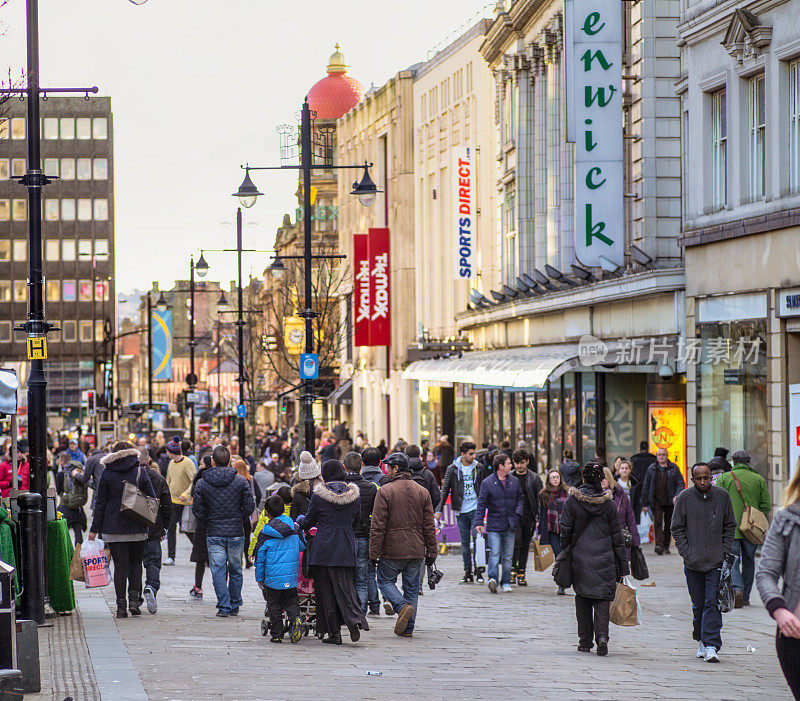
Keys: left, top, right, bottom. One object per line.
{"left": 566, "top": 0, "right": 624, "bottom": 268}
{"left": 283, "top": 316, "right": 305, "bottom": 355}
{"left": 353, "top": 233, "right": 371, "bottom": 346}
{"left": 453, "top": 146, "right": 475, "bottom": 279}
{"left": 369, "top": 227, "right": 391, "bottom": 347}
{"left": 151, "top": 309, "right": 173, "bottom": 381}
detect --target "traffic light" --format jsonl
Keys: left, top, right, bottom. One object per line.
{"left": 280, "top": 403, "right": 287, "bottom": 414}
{"left": 86, "top": 390, "right": 96, "bottom": 416}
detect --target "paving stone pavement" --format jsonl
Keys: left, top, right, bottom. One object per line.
{"left": 69, "top": 536, "right": 792, "bottom": 701}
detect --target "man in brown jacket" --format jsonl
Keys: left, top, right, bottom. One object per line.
{"left": 370, "top": 452, "right": 438, "bottom": 638}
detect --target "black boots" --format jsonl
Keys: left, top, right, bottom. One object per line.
{"left": 116, "top": 598, "right": 128, "bottom": 618}
{"left": 128, "top": 592, "right": 141, "bottom": 616}
{"left": 459, "top": 571, "right": 474, "bottom": 584}
{"left": 323, "top": 631, "right": 342, "bottom": 645}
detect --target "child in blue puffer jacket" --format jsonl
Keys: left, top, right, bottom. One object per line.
{"left": 254, "top": 494, "right": 305, "bottom": 643}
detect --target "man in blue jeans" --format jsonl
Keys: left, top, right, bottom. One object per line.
{"left": 192, "top": 445, "right": 255, "bottom": 617}
{"left": 436, "top": 441, "right": 484, "bottom": 584}
{"left": 474, "top": 453, "right": 522, "bottom": 593}
{"left": 370, "top": 453, "right": 437, "bottom": 637}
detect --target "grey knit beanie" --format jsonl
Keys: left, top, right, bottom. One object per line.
{"left": 298, "top": 450, "right": 321, "bottom": 480}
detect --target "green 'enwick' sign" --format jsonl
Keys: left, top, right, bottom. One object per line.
{"left": 565, "top": 0, "right": 624, "bottom": 267}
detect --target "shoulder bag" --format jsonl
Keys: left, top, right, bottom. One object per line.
{"left": 120, "top": 467, "right": 158, "bottom": 528}
{"left": 552, "top": 504, "right": 591, "bottom": 589}
{"left": 730, "top": 472, "right": 769, "bottom": 545}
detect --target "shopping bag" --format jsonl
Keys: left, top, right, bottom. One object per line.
{"left": 630, "top": 545, "right": 649, "bottom": 580}
{"left": 180, "top": 503, "right": 197, "bottom": 534}
{"left": 69, "top": 542, "right": 85, "bottom": 582}
{"left": 532, "top": 542, "right": 554, "bottom": 571}
{"left": 81, "top": 539, "right": 111, "bottom": 588}
{"left": 610, "top": 577, "right": 639, "bottom": 626}
{"left": 718, "top": 553, "right": 738, "bottom": 613}
{"left": 637, "top": 510, "right": 653, "bottom": 543}
{"left": 474, "top": 532, "right": 487, "bottom": 569}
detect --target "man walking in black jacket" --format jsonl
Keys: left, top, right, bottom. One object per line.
{"left": 630, "top": 441, "right": 655, "bottom": 522}
{"left": 344, "top": 452, "right": 380, "bottom": 616}
{"left": 642, "top": 447, "right": 685, "bottom": 554}
{"left": 511, "top": 449, "right": 543, "bottom": 586}
{"left": 139, "top": 448, "right": 172, "bottom": 614}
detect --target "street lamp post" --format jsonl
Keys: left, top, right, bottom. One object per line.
{"left": 237, "top": 98, "right": 380, "bottom": 453}
{"left": 188, "top": 256, "right": 197, "bottom": 445}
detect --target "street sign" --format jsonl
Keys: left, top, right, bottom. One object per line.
{"left": 300, "top": 353, "right": 319, "bottom": 380}
{"left": 185, "top": 372, "right": 198, "bottom": 386}
{"left": 186, "top": 392, "right": 199, "bottom": 404}
{"left": 26, "top": 337, "right": 47, "bottom": 360}
{"left": 236, "top": 404, "right": 247, "bottom": 418}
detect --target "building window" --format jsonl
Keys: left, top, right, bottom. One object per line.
{"left": 93, "top": 158, "right": 108, "bottom": 180}
{"left": 43, "top": 117, "right": 59, "bottom": 139}
{"left": 45, "top": 240, "right": 59, "bottom": 261}
{"left": 79, "top": 280, "right": 92, "bottom": 302}
{"left": 61, "top": 199, "right": 76, "bottom": 221}
{"left": 791, "top": 59, "right": 800, "bottom": 193}
{"left": 79, "top": 321, "right": 93, "bottom": 342}
{"left": 44, "top": 158, "right": 58, "bottom": 177}
{"left": 0, "top": 281, "right": 9, "bottom": 301}
{"left": 0, "top": 119, "right": 6, "bottom": 139}
{"left": 12, "top": 200, "right": 26, "bottom": 221}
{"left": 93, "top": 118, "right": 107, "bottom": 139}
{"left": 77, "top": 158, "right": 92, "bottom": 180}
{"left": 62, "top": 281, "right": 76, "bottom": 301}
{"left": 59, "top": 118, "right": 74, "bottom": 140}
{"left": 60, "top": 158, "right": 75, "bottom": 180}
{"left": 78, "top": 240, "right": 92, "bottom": 259}
{"left": 76, "top": 117, "right": 91, "bottom": 139}
{"left": 44, "top": 199, "right": 60, "bottom": 221}
{"left": 11, "top": 159, "right": 25, "bottom": 177}
{"left": 62, "top": 320, "right": 76, "bottom": 342}
{"left": 13, "top": 240, "right": 26, "bottom": 262}
{"left": 0, "top": 322, "right": 10, "bottom": 343}
{"left": 77, "top": 199, "right": 92, "bottom": 221}
{"left": 0, "top": 159, "right": 7, "bottom": 180}
{"left": 10, "top": 118, "right": 25, "bottom": 140}
{"left": 95, "top": 239, "right": 109, "bottom": 258}
{"left": 0, "top": 240, "right": 9, "bottom": 261}
{"left": 61, "top": 240, "right": 76, "bottom": 261}
{"left": 749, "top": 74, "right": 766, "bottom": 200}
{"left": 94, "top": 199, "right": 108, "bottom": 221}
{"left": 95, "top": 280, "right": 108, "bottom": 301}
{"left": 46, "top": 280, "right": 59, "bottom": 302}
{"left": 711, "top": 89, "right": 727, "bottom": 209}
{"left": 13, "top": 281, "right": 26, "bottom": 302}
{"left": 95, "top": 320, "right": 104, "bottom": 342}
{"left": 0, "top": 201, "right": 7, "bottom": 221}
{"left": 504, "top": 182, "right": 516, "bottom": 234}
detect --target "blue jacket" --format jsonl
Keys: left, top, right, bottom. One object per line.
{"left": 474, "top": 473, "right": 523, "bottom": 532}
{"left": 192, "top": 466, "right": 255, "bottom": 538}
{"left": 254, "top": 515, "right": 305, "bottom": 590}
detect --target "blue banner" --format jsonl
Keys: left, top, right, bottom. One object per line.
{"left": 151, "top": 309, "right": 173, "bottom": 381}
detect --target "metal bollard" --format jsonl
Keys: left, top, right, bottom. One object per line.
{"left": 0, "top": 559, "right": 16, "bottom": 669}
{"left": 18, "top": 492, "right": 45, "bottom": 625}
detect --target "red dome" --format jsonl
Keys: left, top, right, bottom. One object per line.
{"left": 307, "top": 45, "right": 364, "bottom": 120}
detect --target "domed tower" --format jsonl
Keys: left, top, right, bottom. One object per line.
{"left": 307, "top": 44, "right": 364, "bottom": 120}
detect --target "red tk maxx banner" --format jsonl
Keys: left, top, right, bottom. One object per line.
{"left": 352, "top": 228, "right": 391, "bottom": 347}
{"left": 353, "top": 234, "right": 371, "bottom": 346}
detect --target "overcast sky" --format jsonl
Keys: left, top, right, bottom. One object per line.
{"left": 1, "top": 0, "right": 493, "bottom": 292}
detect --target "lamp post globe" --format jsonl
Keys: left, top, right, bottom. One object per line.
{"left": 155, "top": 291, "right": 169, "bottom": 311}
{"left": 233, "top": 170, "right": 263, "bottom": 209}
{"left": 268, "top": 256, "right": 286, "bottom": 281}
{"left": 351, "top": 162, "right": 380, "bottom": 207}
{"left": 195, "top": 253, "right": 209, "bottom": 278}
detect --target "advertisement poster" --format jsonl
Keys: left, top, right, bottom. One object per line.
{"left": 353, "top": 233, "right": 371, "bottom": 346}
{"left": 151, "top": 309, "right": 173, "bottom": 381}
{"left": 452, "top": 146, "right": 475, "bottom": 279}
{"left": 648, "top": 401, "right": 687, "bottom": 484}
{"left": 353, "top": 228, "right": 391, "bottom": 347}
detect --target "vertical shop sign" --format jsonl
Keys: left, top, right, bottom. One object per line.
{"left": 452, "top": 146, "right": 475, "bottom": 279}
{"left": 353, "top": 229, "right": 391, "bottom": 347}
{"left": 353, "top": 233, "right": 371, "bottom": 346}
{"left": 566, "top": 0, "right": 624, "bottom": 267}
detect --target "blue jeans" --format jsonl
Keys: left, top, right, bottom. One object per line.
{"left": 546, "top": 531, "right": 562, "bottom": 558}
{"left": 487, "top": 529, "right": 515, "bottom": 586}
{"left": 456, "top": 509, "right": 477, "bottom": 573}
{"left": 355, "top": 536, "right": 379, "bottom": 614}
{"left": 377, "top": 558, "right": 423, "bottom": 633}
{"left": 731, "top": 538, "right": 757, "bottom": 602}
{"left": 685, "top": 566, "right": 723, "bottom": 651}
{"left": 206, "top": 536, "right": 244, "bottom": 614}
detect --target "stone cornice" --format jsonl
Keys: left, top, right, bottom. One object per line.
{"left": 480, "top": 0, "right": 555, "bottom": 66}
{"left": 678, "top": 0, "right": 788, "bottom": 47}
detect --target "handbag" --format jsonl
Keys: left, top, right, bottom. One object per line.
{"left": 630, "top": 545, "right": 649, "bottom": 580}
{"left": 552, "top": 506, "right": 591, "bottom": 589}
{"left": 119, "top": 467, "right": 158, "bottom": 528}
{"left": 180, "top": 503, "right": 197, "bottom": 534}
{"left": 730, "top": 473, "right": 769, "bottom": 545}
{"left": 620, "top": 526, "right": 633, "bottom": 547}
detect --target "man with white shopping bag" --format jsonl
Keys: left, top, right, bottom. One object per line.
{"left": 671, "top": 462, "right": 736, "bottom": 663}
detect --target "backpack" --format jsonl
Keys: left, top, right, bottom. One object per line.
{"left": 61, "top": 476, "right": 88, "bottom": 510}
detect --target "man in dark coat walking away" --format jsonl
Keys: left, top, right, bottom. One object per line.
{"left": 139, "top": 448, "right": 172, "bottom": 614}
{"left": 630, "top": 441, "right": 655, "bottom": 522}
{"left": 474, "top": 453, "right": 523, "bottom": 594}
{"left": 642, "top": 447, "right": 685, "bottom": 554}
{"left": 343, "top": 452, "right": 380, "bottom": 616}
{"left": 511, "top": 448, "right": 543, "bottom": 586}
{"left": 405, "top": 444, "right": 441, "bottom": 508}
{"left": 560, "top": 462, "right": 629, "bottom": 656}
{"left": 192, "top": 445, "right": 255, "bottom": 617}
{"left": 370, "top": 452, "right": 437, "bottom": 638}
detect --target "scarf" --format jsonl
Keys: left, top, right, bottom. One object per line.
{"left": 546, "top": 488, "right": 568, "bottom": 534}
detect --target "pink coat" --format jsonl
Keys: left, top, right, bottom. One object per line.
{"left": 0, "top": 459, "right": 30, "bottom": 498}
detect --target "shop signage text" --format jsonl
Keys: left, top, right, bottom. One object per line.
{"left": 452, "top": 146, "right": 475, "bottom": 279}
{"left": 778, "top": 288, "right": 800, "bottom": 317}
{"left": 353, "top": 228, "right": 391, "bottom": 347}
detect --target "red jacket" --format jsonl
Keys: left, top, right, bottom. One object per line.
{"left": 0, "top": 459, "right": 30, "bottom": 498}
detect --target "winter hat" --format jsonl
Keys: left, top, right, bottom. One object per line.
{"left": 713, "top": 447, "right": 729, "bottom": 458}
{"left": 731, "top": 450, "right": 750, "bottom": 464}
{"left": 321, "top": 459, "right": 346, "bottom": 483}
{"left": 298, "top": 451, "right": 321, "bottom": 480}
{"left": 581, "top": 462, "right": 604, "bottom": 486}
{"left": 166, "top": 435, "right": 182, "bottom": 455}
{"left": 138, "top": 448, "right": 150, "bottom": 465}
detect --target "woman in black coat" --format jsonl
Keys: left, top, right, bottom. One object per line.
{"left": 89, "top": 441, "right": 156, "bottom": 618}
{"left": 299, "top": 460, "right": 368, "bottom": 645}
{"left": 188, "top": 455, "right": 212, "bottom": 600}
{"left": 560, "top": 462, "right": 629, "bottom": 656}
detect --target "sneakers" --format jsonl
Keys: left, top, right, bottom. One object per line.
{"left": 734, "top": 590, "right": 744, "bottom": 609}
{"left": 501, "top": 584, "right": 512, "bottom": 593}
{"left": 516, "top": 573, "right": 527, "bottom": 586}
{"left": 459, "top": 572, "right": 474, "bottom": 584}
{"left": 394, "top": 604, "right": 415, "bottom": 636}
{"left": 696, "top": 642, "right": 706, "bottom": 659}
{"left": 163, "top": 557, "right": 175, "bottom": 566}
{"left": 143, "top": 586, "right": 157, "bottom": 614}
{"left": 383, "top": 602, "right": 395, "bottom": 616}
{"left": 269, "top": 636, "right": 282, "bottom": 643}
{"left": 510, "top": 570, "right": 517, "bottom": 585}
{"left": 704, "top": 646, "right": 720, "bottom": 663}
{"left": 215, "top": 610, "right": 229, "bottom": 618}
{"left": 488, "top": 578, "right": 498, "bottom": 593}
{"left": 289, "top": 616, "right": 303, "bottom": 644}
{"left": 189, "top": 586, "right": 203, "bottom": 600}
{"left": 557, "top": 587, "right": 566, "bottom": 595}
{"left": 475, "top": 571, "right": 485, "bottom": 584}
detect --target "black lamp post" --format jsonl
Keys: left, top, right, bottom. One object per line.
{"left": 237, "top": 98, "right": 380, "bottom": 453}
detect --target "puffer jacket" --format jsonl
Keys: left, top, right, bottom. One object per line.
{"left": 370, "top": 472, "right": 437, "bottom": 561}
{"left": 192, "top": 466, "right": 255, "bottom": 538}
{"left": 409, "top": 458, "right": 440, "bottom": 509}
{"left": 344, "top": 472, "right": 378, "bottom": 539}
{"left": 757, "top": 503, "right": 800, "bottom": 618}
{"left": 301, "top": 481, "right": 360, "bottom": 567}
{"left": 560, "top": 484, "right": 629, "bottom": 600}
{"left": 254, "top": 514, "right": 305, "bottom": 590}
{"left": 0, "top": 459, "right": 29, "bottom": 498}
{"left": 90, "top": 448, "right": 156, "bottom": 537}
{"left": 474, "top": 473, "right": 523, "bottom": 533}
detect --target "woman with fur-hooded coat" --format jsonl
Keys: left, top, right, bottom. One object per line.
{"left": 299, "top": 459, "right": 368, "bottom": 644}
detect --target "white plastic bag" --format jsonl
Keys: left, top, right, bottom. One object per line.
{"left": 81, "top": 538, "right": 111, "bottom": 588}
{"left": 626, "top": 576, "right": 643, "bottom": 625}
{"left": 637, "top": 510, "right": 653, "bottom": 543}
{"left": 474, "top": 532, "right": 487, "bottom": 569}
